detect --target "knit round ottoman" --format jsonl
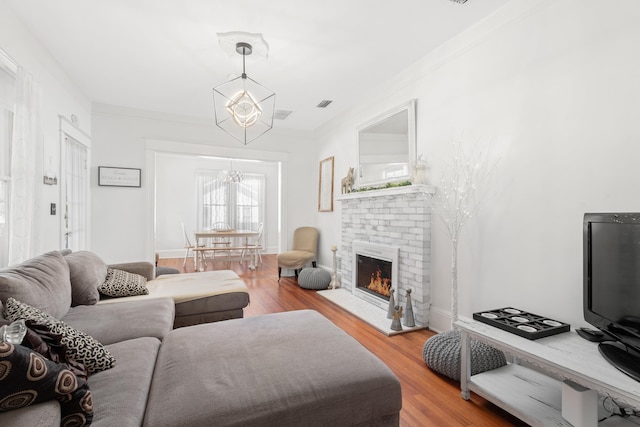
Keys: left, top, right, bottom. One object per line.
{"left": 156, "top": 267, "right": 180, "bottom": 276}
{"left": 298, "top": 268, "right": 331, "bottom": 290}
{"left": 422, "top": 329, "right": 506, "bottom": 381}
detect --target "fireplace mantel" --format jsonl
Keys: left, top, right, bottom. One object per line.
{"left": 335, "top": 184, "right": 435, "bottom": 201}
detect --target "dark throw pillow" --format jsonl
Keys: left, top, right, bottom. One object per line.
{"left": 4, "top": 298, "right": 115, "bottom": 374}
{"left": 23, "top": 322, "right": 88, "bottom": 382}
{"left": 98, "top": 268, "right": 149, "bottom": 298}
{"left": 0, "top": 341, "right": 93, "bottom": 426}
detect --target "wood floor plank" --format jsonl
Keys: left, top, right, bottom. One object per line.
{"left": 158, "top": 254, "right": 527, "bottom": 427}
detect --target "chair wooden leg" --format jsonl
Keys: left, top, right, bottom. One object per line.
{"left": 278, "top": 267, "right": 282, "bottom": 282}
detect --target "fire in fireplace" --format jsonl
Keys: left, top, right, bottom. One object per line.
{"left": 352, "top": 241, "right": 399, "bottom": 311}
{"left": 356, "top": 255, "right": 393, "bottom": 301}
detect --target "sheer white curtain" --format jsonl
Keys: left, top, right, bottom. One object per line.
{"left": 8, "top": 66, "right": 42, "bottom": 265}
{"left": 196, "top": 171, "right": 265, "bottom": 231}
{"left": 0, "top": 57, "right": 15, "bottom": 268}
{"left": 196, "top": 171, "right": 227, "bottom": 230}
{"left": 235, "top": 174, "right": 264, "bottom": 231}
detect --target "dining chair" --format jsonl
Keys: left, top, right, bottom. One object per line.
{"left": 206, "top": 222, "right": 232, "bottom": 264}
{"left": 181, "top": 222, "right": 199, "bottom": 269}
{"left": 240, "top": 223, "right": 263, "bottom": 268}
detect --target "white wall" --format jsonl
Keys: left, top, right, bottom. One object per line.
{"left": 90, "top": 105, "right": 317, "bottom": 264}
{"left": 0, "top": 0, "right": 91, "bottom": 256}
{"left": 315, "top": 0, "right": 640, "bottom": 331}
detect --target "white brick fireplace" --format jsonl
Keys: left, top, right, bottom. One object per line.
{"left": 335, "top": 185, "right": 433, "bottom": 327}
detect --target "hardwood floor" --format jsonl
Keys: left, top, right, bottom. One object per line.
{"left": 159, "top": 254, "right": 527, "bottom": 427}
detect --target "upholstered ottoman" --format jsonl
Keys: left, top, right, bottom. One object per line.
{"left": 98, "top": 270, "right": 250, "bottom": 327}
{"left": 144, "top": 310, "right": 402, "bottom": 427}
{"left": 298, "top": 267, "right": 331, "bottom": 290}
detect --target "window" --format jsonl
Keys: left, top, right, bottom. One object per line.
{"left": 0, "top": 53, "right": 16, "bottom": 267}
{"left": 197, "top": 171, "right": 265, "bottom": 232}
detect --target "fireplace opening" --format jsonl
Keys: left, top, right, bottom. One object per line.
{"left": 356, "top": 254, "right": 393, "bottom": 301}
{"left": 352, "top": 241, "right": 399, "bottom": 311}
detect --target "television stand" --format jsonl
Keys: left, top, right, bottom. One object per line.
{"left": 455, "top": 317, "right": 640, "bottom": 426}
{"left": 599, "top": 341, "right": 640, "bottom": 383}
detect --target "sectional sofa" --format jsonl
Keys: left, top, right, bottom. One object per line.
{"left": 0, "top": 250, "right": 403, "bottom": 426}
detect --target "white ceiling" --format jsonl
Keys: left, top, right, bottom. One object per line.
{"left": 7, "top": 0, "right": 509, "bottom": 131}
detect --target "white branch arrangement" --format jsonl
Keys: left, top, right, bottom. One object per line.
{"left": 423, "top": 137, "right": 497, "bottom": 326}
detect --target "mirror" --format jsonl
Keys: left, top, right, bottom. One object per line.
{"left": 356, "top": 99, "right": 416, "bottom": 188}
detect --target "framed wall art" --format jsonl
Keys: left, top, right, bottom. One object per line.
{"left": 98, "top": 166, "right": 141, "bottom": 187}
{"left": 318, "top": 156, "right": 334, "bottom": 212}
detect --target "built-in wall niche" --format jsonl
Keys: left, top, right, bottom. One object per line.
{"left": 356, "top": 99, "right": 416, "bottom": 188}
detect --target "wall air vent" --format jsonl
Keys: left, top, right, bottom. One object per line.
{"left": 316, "top": 100, "right": 333, "bottom": 108}
{"left": 274, "top": 110, "right": 293, "bottom": 120}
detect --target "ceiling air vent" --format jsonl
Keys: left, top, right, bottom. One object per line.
{"left": 316, "top": 100, "right": 333, "bottom": 108}
{"left": 274, "top": 110, "right": 293, "bottom": 120}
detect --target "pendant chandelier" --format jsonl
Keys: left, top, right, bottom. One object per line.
{"left": 213, "top": 38, "right": 275, "bottom": 145}
{"left": 222, "top": 159, "right": 244, "bottom": 183}
{"left": 223, "top": 170, "right": 244, "bottom": 183}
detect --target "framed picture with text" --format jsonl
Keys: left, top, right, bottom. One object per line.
{"left": 98, "top": 166, "right": 141, "bottom": 187}
{"left": 318, "top": 156, "right": 334, "bottom": 212}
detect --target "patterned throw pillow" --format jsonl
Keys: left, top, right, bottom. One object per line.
{"left": 23, "top": 322, "right": 88, "bottom": 382}
{"left": 0, "top": 341, "right": 93, "bottom": 426}
{"left": 4, "top": 298, "right": 115, "bottom": 373}
{"left": 98, "top": 268, "right": 149, "bottom": 298}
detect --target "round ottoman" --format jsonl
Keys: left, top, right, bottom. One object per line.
{"left": 156, "top": 267, "right": 180, "bottom": 276}
{"left": 422, "top": 329, "right": 506, "bottom": 381}
{"left": 298, "top": 268, "right": 331, "bottom": 290}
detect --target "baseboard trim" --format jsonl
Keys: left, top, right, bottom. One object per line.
{"left": 429, "top": 307, "right": 452, "bottom": 333}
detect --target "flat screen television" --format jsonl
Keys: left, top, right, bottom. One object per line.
{"left": 584, "top": 212, "right": 640, "bottom": 382}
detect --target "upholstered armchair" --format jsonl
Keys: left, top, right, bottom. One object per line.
{"left": 277, "top": 227, "right": 319, "bottom": 280}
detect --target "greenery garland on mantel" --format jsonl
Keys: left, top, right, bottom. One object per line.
{"left": 351, "top": 180, "right": 413, "bottom": 193}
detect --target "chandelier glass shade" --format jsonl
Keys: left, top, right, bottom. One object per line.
{"left": 223, "top": 169, "right": 244, "bottom": 183}
{"left": 213, "top": 42, "right": 275, "bottom": 145}
{"left": 221, "top": 158, "right": 244, "bottom": 183}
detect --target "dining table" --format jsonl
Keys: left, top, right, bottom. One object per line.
{"left": 194, "top": 229, "right": 260, "bottom": 271}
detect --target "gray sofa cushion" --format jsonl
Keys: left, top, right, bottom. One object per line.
{"left": 0, "top": 400, "right": 60, "bottom": 427}
{"left": 0, "top": 251, "right": 71, "bottom": 319}
{"left": 144, "top": 309, "right": 402, "bottom": 427}
{"left": 63, "top": 298, "right": 175, "bottom": 346}
{"left": 90, "top": 337, "right": 160, "bottom": 427}
{"left": 65, "top": 251, "right": 107, "bottom": 306}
